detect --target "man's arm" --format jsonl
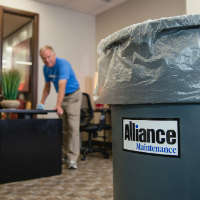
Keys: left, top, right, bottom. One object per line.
{"left": 40, "top": 82, "right": 51, "bottom": 104}
{"left": 54, "top": 79, "right": 67, "bottom": 115}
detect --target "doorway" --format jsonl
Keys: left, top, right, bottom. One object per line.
{"left": 0, "top": 6, "right": 39, "bottom": 109}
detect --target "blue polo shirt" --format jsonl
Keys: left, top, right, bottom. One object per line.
{"left": 43, "top": 57, "right": 79, "bottom": 94}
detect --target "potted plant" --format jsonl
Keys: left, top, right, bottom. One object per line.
{"left": 0, "top": 68, "right": 21, "bottom": 109}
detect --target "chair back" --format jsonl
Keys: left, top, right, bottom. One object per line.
{"left": 97, "top": 110, "right": 107, "bottom": 131}
{"left": 80, "top": 93, "right": 94, "bottom": 126}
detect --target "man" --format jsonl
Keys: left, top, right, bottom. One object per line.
{"left": 37, "top": 45, "right": 82, "bottom": 169}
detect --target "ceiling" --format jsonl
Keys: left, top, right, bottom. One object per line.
{"left": 31, "top": 0, "right": 128, "bottom": 15}
{"left": 3, "top": 0, "right": 128, "bottom": 39}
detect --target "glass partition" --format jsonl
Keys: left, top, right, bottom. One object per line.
{"left": 2, "top": 13, "right": 34, "bottom": 109}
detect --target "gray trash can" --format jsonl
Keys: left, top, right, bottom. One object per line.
{"left": 94, "top": 14, "right": 200, "bottom": 200}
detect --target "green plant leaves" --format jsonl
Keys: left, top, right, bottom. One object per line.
{"left": 1, "top": 69, "right": 22, "bottom": 100}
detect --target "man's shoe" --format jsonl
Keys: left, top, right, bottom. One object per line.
{"left": 68, "top": 161, "right": 77, "bottom": 169}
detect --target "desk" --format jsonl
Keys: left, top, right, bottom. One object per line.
{"left": 0, "top": 109, "right": 56, "bottom": 119}
{"left": 0, "top": 110, "right": 62, "bottom": 184}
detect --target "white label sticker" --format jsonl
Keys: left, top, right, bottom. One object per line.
{"left": 123, "top": 118, "right": 180, "bottom": 157}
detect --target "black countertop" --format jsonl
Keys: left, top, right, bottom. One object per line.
{"left": 0, "top": 109, "right": 56, "bottom": 114}
{"left": 0, "top": 109, "right": 57, "bottom": 119}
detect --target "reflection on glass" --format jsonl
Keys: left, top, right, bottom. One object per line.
{"left": 2, "top": 13, "right": 33, "bottom": 108}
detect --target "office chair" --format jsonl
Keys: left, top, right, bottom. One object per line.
{"left": 80, "top": 93, "right": 111, "bottom": 161}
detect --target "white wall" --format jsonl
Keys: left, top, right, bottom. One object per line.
{"left": 0, "top": 0, "right": 96, "bottom": 118}
{"left": 186, "top": 0, "right": 200, "bottom": 14}
{"left": 96, "top": 0, "right": 186, "bottom": 71}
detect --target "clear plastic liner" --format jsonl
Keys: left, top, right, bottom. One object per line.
{"left": 93, "top": 14, "right": 200, "bottom": 104}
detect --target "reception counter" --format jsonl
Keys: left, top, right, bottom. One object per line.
{"left": 0, "top": 109, "right": 62, "bottom": 184}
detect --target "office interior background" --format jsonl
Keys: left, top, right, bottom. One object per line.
{"left": 0, "top": 0, "right": 199, "bottom": 199}
{"left": 0, "top": 0, "right": 199, "bottom": 144}
{"left": 0, "top": 0, "right": 198, "bottom": 114}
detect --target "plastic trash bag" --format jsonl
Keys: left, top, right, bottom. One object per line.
{"left": 93, "top": 14, "right": 200, "bottom": 104}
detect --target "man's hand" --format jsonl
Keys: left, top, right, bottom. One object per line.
{"left": 54, "top": 105, "right": 63, "bottom": 115}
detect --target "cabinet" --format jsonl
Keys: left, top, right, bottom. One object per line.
{"left": 0, "top": 110, "right": 62, "bottom": 184}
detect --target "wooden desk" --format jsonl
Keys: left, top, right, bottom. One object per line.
{"left": 0, "top": 110, "right": 62, "bottom": 184}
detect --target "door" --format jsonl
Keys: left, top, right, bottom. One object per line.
{"left": 0, "top": 6, "right": 39, "bottom": 109}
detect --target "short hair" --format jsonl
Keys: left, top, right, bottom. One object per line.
{"left": 40, "top": 45, "right": 55, "bottom": 55}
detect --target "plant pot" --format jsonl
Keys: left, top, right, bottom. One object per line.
{"left": 1, "top": 100, "right": 20, "bottom": 109}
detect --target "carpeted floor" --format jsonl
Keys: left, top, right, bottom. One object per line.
{"left": 0, "top": 151, "right": 113, "bottom": 200}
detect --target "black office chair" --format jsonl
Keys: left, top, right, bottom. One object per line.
{"left": 80, "top": 93, "right": 111, "bottom": 161}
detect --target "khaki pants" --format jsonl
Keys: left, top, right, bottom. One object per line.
{"left": 60, "top": 89, "right": 82, "bottom": 162}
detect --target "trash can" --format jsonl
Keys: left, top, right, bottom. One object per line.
{"left": 93, "top": 14, "right": 200, "bottom": 200}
